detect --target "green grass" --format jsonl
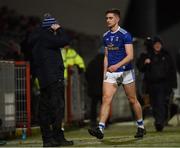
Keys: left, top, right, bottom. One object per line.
{"left": 5, "top": 118, "right": 180, "bottom": 147}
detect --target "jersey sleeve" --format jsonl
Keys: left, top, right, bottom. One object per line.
{"left": 123, "top": 32, "right": 133, "bottom": 44}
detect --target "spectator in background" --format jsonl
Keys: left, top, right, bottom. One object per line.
{"left": 61, "top": 43, "right": 85, "bottom": 80}
{"left": 136, "top": 37, "right": 153, "bottom": 117}
{"left": 29, "top": 13, "right": 73, "bottom": 147}
{"left": 85, "top": 47, "right": 104, "bottom": 128}
{"left": 0, "top": 6, "right": 40, "bottom": 60}
{"left": 7, "top": 40, "right": 24, "bottom": 60}
{"left": 138, "top": 36, "right": 177, "bottom": 131}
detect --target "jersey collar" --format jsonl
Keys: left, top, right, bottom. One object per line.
{"left": 110, "top": 26, "right": 120, "bottom": 34}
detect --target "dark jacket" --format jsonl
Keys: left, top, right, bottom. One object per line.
{"left": 137, "top": 49, "right": 177, "bottom": 89}
{"left": 28, "top": 27, "right": 69, "bottom": 88}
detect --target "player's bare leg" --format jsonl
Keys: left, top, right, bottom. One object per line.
{"left": 123, "top": 82, "right": 142, "bottom": 119}
{"left": 88, "top": 82, "right": 117, "bottom": 139}
{"left": 99, "top": 82, "right": 117, "bottom": 123}
{"left": 123, "top": 82, "right": 146, "bottom": 138}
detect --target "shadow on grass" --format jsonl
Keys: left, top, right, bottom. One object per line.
{"left": 101, "top": 137, "right": 142, "bottom": 146}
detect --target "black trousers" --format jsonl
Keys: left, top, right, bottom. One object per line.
{"left": 38, "top": 80, "right": 65, "bottom": 142}
{"left": 149, "top": 83, "right": 170, "bottom": 126}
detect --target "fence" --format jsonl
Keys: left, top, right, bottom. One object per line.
{"left": 0, "top": 61, "right": 31, "bottom": 137}
{"left": 0, "top": 61, "right": 16, "bottom": 134}
{"left": 15, "top": 61, "right": 31, "bottom": 135}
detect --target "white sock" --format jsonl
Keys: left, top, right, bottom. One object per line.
{"left": 136, "top": 119, "right": 144, "bottom": 129}
{"left": 98, "top": 122, "right": 105, "bottom": 133}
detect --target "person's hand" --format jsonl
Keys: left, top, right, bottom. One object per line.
{"left": 144, "top": 58, "right": 151, "bottom": 64}
{"left": 107, "top": 64, "right": 119, "bottom": 72}
{"left": 51, "top": 24, "right": 61, "bottom": 31}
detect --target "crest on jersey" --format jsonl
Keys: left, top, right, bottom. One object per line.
{"left": 116, "top": 37, "right": 119, "bottom": 41}
{"left": 110, "top": 36, "right": 114, "bottom": 42}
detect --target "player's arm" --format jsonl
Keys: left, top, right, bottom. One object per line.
{"left": 117, "top": 44, "right": 133, "bottom": 67}
{"left": 108, "top": 44, "right": 133, "bottom": 72}
{"left": 104, "top": 47, "right": 108, "bottom": 78}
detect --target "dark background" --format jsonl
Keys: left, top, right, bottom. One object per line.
{"left": 0, "top": 0, "right": 180, "bottom": 63}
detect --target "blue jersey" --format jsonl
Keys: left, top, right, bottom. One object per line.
{"left": 103, "top": 27, "right": 133, "bottom": 72}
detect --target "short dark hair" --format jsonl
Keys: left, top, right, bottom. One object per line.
{"left": 105, "top": 8, "right": 120, "bottom": 18}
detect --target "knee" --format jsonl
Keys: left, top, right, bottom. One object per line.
{"left": 128, "top": 95, "right": 138, "bottom": 105}
{"left": 102, "top": 94, "right": 112, "bottom": 105}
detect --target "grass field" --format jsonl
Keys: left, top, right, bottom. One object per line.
{"left": 5, "top": 117, "right": 180, "bottom": 147}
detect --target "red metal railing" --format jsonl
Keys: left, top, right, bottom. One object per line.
{"left": 15, "top": 61, "right": 31, "bottom": 136}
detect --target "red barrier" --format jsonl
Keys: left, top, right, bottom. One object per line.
{"left": 15, "top": 61, "right": 31, "bottom": 136}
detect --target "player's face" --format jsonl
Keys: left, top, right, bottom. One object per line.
{"left": 105, "top": 13, "right": 119, "bottom": 28}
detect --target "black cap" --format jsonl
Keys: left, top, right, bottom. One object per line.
{"left": 152, "top": 36, "right": 163, "bottom": 45}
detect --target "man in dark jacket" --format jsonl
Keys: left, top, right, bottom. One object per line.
{"left": 137, "top": 36, "right": 177, "bottom": 131}
{"left": 29, "top": 13, "right": 73, "bottom": 147}
{"left": 136, "top": 37, "right": 153, "bottom": 116}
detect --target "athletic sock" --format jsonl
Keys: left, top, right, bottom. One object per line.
{"left": 98, "top": 122, "right": 105, "bottom": 133}
{"left": 136, "top": 119, "right": 144, "bottom": 129}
